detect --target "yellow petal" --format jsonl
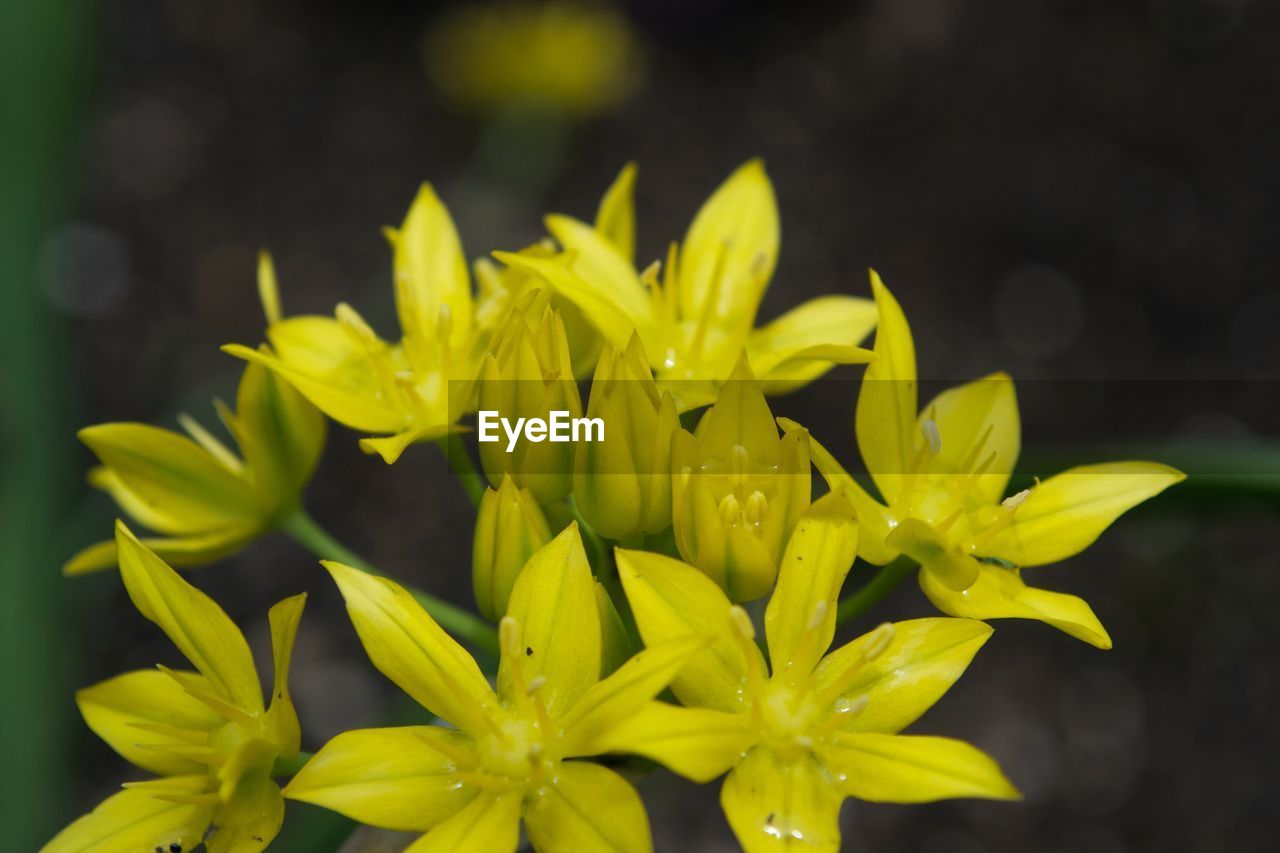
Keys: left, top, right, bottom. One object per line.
{"left": 116, "top": 523, "right": 263, "bottom": 713}
{"left": 594, "top": 161, "right": 637, "bottom": 262}
{"left": 359, "top": 423, "right": 459, "bottom": 465}
{"left": 884, "top": 518, "right": 980, "bottom": 592}
{"left": 595, "top": 582, "right": 631, "bottom": 677}
{"left": 748, "top": 295, "right": 878, "bottom": 392}
{"left": 546, "top": 213, "right": 649, "bottom": 322}
{"left": 821, "top": 732, "right": 1019, "bottom": 803}
{"left": 560, "top": 636, "right": 705, "bottom": 756}
{"left": 680, "top": 160, "right": 779, "bottom": 325}
{"left": 855, "top": 271, "right": 917, "bottom": 505}
{"left": 234, "top": 359, "right": 326, "bottom": 508}
{"left": 590, "top": 701, "right": 755, "bottom": 783}
{"left": 390, "top": 183, "right": 473, "bottom": 350}
{"left": 524, "top": 761, "right": 650, "bottom": 853}
{"left": 79, "top": 424, "right": 257, "bottom": 532}
{"left": 324, "top": 562, "right": 498, "bottom": 735}
{"left": 284, "top": 726, "right": 480, "bottom": 832}
{"left": 206, "top": 782, "right": 284, "bottom": 853}
{"left": 812, "top": 618, "right": 993, "bottom": 734}
{"left": 614, "top": 548, "right": 755, "bottom": 712}
{"left": 780, "top": 419, "right": 896, "bottom": 566}
{"left": 405, "top": 790, "right": 522, "bottom": 853}
{"left": 76, "top": 669, "right": 223, "bottom": 777}
{"left": 920, "top": 562, "right": 1112, "bottom": 648}
{"left": 263, "top": 594, "right": 306, "bottom": 757}
{"left": 918, "top": 372, "right": 1019, "bottom": 506}
{"left": 42, "top": 779, "right": 214, "bottom": 853}
{"left": 499, "top": 524, "right": 600, "bottom": 717}
{"left": 979, "top": 461, "right": 1186, "bottom": 566}
{"left": 720, "top": 746, "right": 843, "bottom": 853}
{"left": 86, "top": 465, "right": 191, "bottom": 534}
{"left": 65, "top": 524, "right": 262, "bottom": 576}
{"left": 764, "top": 493, "right": 859, "bottom": 678}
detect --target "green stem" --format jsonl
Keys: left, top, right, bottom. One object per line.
{"left": 836, "top": 557, "right": 916, "bottom": 626}
{"left": 438, "top": 433, "right": 485, "bottom": 507}
{"left": 278, "top": 509, "right": 498, "bottom": 656}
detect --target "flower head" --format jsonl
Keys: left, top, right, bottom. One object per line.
{"left": 225, "top": 190, "right": 507, "bottom": 464}
{"left": 495, "top": 161, "right": 877, "bottom": 409}
{"left": 285, "top": 525, "right": 701, "bottom": 852}
{"left": 47, "top": 523, "right": 305, "bottom": 852}
{"left": 66, "top": 355, "right": 325, "bottom": 575}
{"left": 605, "top": 494, "right": 1018, "bottom": 852}
{"left": 783, "top": 272, "right": 1186, "bottom": 647}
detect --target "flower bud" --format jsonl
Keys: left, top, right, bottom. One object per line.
{"left": 478, "top": 305, "right": 583, "bottom": 505}
{"left": 472, "top": 475, "right": 554, "bottom": 620}
{"left": 573, "top": 335, "right": 679, "bottom": 541}
{"left": 670, "top": 356, "right": 811, "bottom": 601}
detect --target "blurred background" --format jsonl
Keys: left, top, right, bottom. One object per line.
{"left": 3, "top": 0, "right": 1278, "bottom": 850}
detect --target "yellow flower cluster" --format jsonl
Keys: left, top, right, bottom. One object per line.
{"left": 49, "top": 162, "right": 1183, "bottom": 853}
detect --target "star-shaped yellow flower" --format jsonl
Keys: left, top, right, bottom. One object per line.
{"left": 494, "top": 161, "right": 877, "bottom": 409}
{"left": 46, "top": 523, "right": 305, "bottom": 852}
{"left": 782, "top": 272, "right": 1186, "bottom": 647}
{"left": 602, "top": 494, "right": 1018, "bottom": 853}
{"left": 284, "top": 524, "right": 701, "bottom": 852}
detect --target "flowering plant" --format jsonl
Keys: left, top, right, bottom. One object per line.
{"left": 50, "top": 163, "right": 1182, "bottom": 852}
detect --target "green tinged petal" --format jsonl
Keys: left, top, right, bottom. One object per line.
{"left": 885, "top": 518, "right": 980, "bottom": 592}
{"left": 324, "top": 561, "right": 498, "bottom": 735}
{"left": 591, "top": 701, "right": 756, "bottom": 783}
{"left": 206, "top": 782, "right": 284, "bottom": 853}
{"left": 472, "top": 476, "right": 553, "bottom": 621}
{"left": 918, "top": 372, "right": 1020, "bottom": 506}
{"left": 264, "top": 594, "right": 306, "bottom": 757}
{"left": 359, "top": 424, "right": 458, "bottom": 465}
{"left": 821, "top": 732, "right": 1019, "bottom": 803}
{"left": 406, "top": 790, "right": 522, "bottom": 853}
{"left": 979, "top": 461, "right": 1185, "bottom": 566}
{"left": 720, "top": 746, "right": 843, "bottom": 853}
{"left": 812, "top": 618, "right": 993, "bottom": 734}
{"left": 595, "top": 582, "right": 632, "bottom": 678}
{"left": 64, "top": 524, "right": 260, "bottom": 576}
{"left": 42, "top": 779, "right": 214, "bottom": 853}
{"left": 390, "top": 183, "right": 473, "bottom": 350}
{"left": 855, "top": 271, "right": 917, "bottom": 505}
{"left": 116, "top": 523, "right": 263, "bottom": 713}
{"left": 284, "top": 726, "right": 480, "bottom": 832}
{"left": 594, "top": 161, "right": 637, "bottom": 262}
{"left": 499, "top": 524, "right": 600, "bottom": 717}
{"left": 523, "top": 761, "right": 651, "bottom": 853}
{"left": 234, "top": 359, "right": 325, "bottom": 510}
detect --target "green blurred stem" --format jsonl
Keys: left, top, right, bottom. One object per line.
{"left": 438, "top": 433, "right": 485, "bottom": 507}
{"left": 278, "top": 509, "right": 498, "bottom": 656}
{"left": 836, "top": 557, "right": 916, "bottom": 626}
{"left": 272, "top": 751, "right": 313, "bottom": 778}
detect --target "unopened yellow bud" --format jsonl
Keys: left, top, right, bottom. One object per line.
{"left": 472, "top": 476, "right": 554, "bottom": 620}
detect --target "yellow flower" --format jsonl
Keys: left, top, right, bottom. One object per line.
{"left": 572, "top": 333, "right": 680, "bottom": 541}
{"left": 424, "top": 0, "right": 645, "bottom": 118}
{"left": 225, "top": 191, "right": 503, "bottom": 464}
{"left": 670, "top": 357, "right": 811, "bottom": 601}
{"left": 65, "top": 356, "right": 325, "bottom": 575}
{"left": 783, "top": 272, "right": 1186, "bottom": 648}
{"left": 46, "top": 523, "right": 305, "bottom": 852}
{"left": 285, "top": 524, "right": 702, "bottom": 853}
{"left": 473, "top": 475, "right": 553, "bottom": 621}
{"left": 602, "top": 494, "right": 1018, "bottom": 853}
{"left": 478, "top": 305, "right": 583, "bottom": 505}
{"left": 495, "top": 160, "right": 877, "bottom": 409}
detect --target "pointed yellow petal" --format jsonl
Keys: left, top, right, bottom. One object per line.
{"left": 263, "top": 594, "right": 306, "bottom": 757}
{"left": 615, "top": 548, "right": 756, "bottom": 712}
{"left": 284, "top": 726, "right": 480, "bottom": 832}
{"left": 76, "top": 669, "right": 223, "bottom": 777}
{"left": 79, "top": 424, "right": 257, "bottom": 532}
{"left": 764, "top": 493, "right": 859, "bottom": 678}
{"left": 720, "top": 746, "right": 843, "bottom": 853}
{"left": 680, "top": 160, "right": 779, "bottom": 325}
{"left": 116, "top": 523, "right": 263, "bottom": 713}
{"left": 812, "top": 618, "right": 993, "bottom": 734}
{"left": 324, "top": 561, "right": 498, "bottom": 735}
{"left": 205, "top": 781, "right": 284, "bottom": 853}
{"left": 920, "top": 563, "right": 1112, "bottom": 648}
{"left": 405, "top": 790, "right": 522, "bottom": 853}
{"left": 65, "top": 525, "right": 262, "bottom": 576}
{"left": 42, "top": 781, "right": 214, "bottom": 853}
{"left": 86, "top": 465, "right": 188, "bottom": 534}
{"left": 359, "top": 423, "right": 459, "bottom": 464}
{"left": 391, "top": 183, "right": 473, "bottom": 349}
{"left": 884, "top": 518, "right": 980, "bottom": 592}
{"left": 235, "top": 359, "right": 326, "bottom": 508}
{"left": 590, "top": 701, "right": 756, "bottom": 783}
{"left": 594, "top": 161, "right": 637, "bottom": 262}
{"left": 498, "top": 524, "right": 600, "bottom": 717}
{"left": 918, "top": 372, "right": 1020, "bottom": 505}
{"left": 821, "top": 732, "right": 1019, "bottom": 803}
{"left": 855, "top": 271, "right": 917, "bottom": 504}
{"left": 524, "top": 761, "right": 650, "bottom": 853}
{"left": 748, "top": 295, "right": 878, "bottom": 392}
{"left": 980, "top": 461, "right": 1186, "bottom": 566}
{"left": 560, "top": 636, "right": 705, "bottom": 755}
{"left": 546, "top": 213, "right": 649, "bottom": 321}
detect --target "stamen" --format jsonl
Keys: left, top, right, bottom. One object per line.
{"left": 862, "top": 622, "right": 895, "bottom": 662}
{"left": 731, "top": 444, "right": 750, "bottom": 492}
{"left": 1002, "top": 487, "right": 1032, "bottom": 510}
{"left": 784, "top": 600, "right": 830, "bottom": 696}
{"left": 414, "top": 733, "right": 478, "bottom": 770}
{"left": 743, "top": 491, "right": 767, "bottom": 528}
{"left": 813, "top": 623, "right": 895, "bottom": 707}
{"left": 812, "top": 694, "right": 870, "bottom": 737}
{"left": 687, "top": 242, "right": 730, "bottom": 362}
{"left": 526, "top": 675, "right": 547, "bottom": 694}
{"left": 728, "top": 606, "right": 768, "bottom": 704}
{"left": 718, "top": 494, "right": 741, "bottom": 527}
{"left": 922, "top": 418, "right": 942, "bottom": 457}
{"left": 934, "top": 507, "right": 964, "bottom": 535}
{"left": 436, "top": 304, "right": 454, "bottom": 341}
{"left": 955, "top": 423, "right": 994, "bottom": 477}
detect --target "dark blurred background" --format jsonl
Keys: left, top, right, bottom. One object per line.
{"left": 4, "top": 0, "right": 1279, "bottom": 850}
